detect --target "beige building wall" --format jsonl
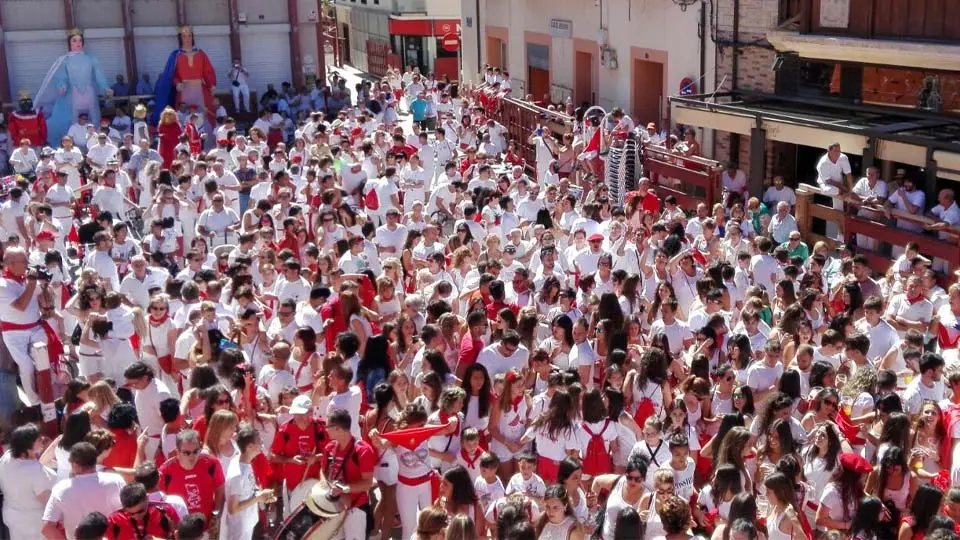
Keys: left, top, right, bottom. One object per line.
{"left": 471, "top": 0, "right": 714, "bottom": 141}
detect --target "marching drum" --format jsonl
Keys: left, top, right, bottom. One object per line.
{"left": 272, "top": 480, "right": 348, "bottom": 540}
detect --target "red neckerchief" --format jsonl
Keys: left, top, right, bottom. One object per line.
{"left": 438, "top": 410, "right": 450, "bottom": 424}
{"left": 511, "top": 395, "right": 523, "bottom": 413}
{"left": 460, "top": 447, "right": 482, "bottom": 469}
{"left": 149, "top": 314, "right": 169, "bottom": 326}
{"left": 2, "top": 270, "right": 24, "bottom": 283}
{"left": 908, "top": 294, "right": 925, "bottom": 305}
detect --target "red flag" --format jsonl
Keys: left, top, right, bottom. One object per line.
{"left": 380, "top": 423, "right": 450, "bottom": 450}
{"left": 578, "top": 127, "right": 601, "bottom": 161}
{"left": 67, "top": 224, "right": 79, "bottom": 244}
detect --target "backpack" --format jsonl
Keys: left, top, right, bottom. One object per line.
{"left": 581, "top": 420, "right": 614, "bottom": 476}
{"left": 363, "top": 183, "right": 380, "bottom": 211}
{"left": 632, "top": 385, "right": 657, "bottom": 427}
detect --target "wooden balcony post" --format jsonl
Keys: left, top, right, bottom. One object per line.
{"left": 795, "top": 185, "right": 812, "bottom": 243}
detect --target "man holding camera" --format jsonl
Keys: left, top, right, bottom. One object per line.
{"left": 0, "top": 247, "right": 59, "bottom": 405}
{"left": 228, "top": 60, "right": 251, "bottom": 113}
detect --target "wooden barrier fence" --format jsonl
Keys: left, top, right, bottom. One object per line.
{"left": 796, "top": 183, "right": 960, "bottom": 274}
{"left": 466, "top": 87, "right": 572, "bottom": 162}
{"left": 643, "top": 145, "right": 723, "bottom": 209}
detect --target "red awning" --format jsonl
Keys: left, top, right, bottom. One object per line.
{"left": 388, "top": 18, "right": 461, "bottom": 36}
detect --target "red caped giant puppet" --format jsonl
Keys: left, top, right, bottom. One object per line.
{"left": 8, "top": 91, "right": 48, "bottom": 147}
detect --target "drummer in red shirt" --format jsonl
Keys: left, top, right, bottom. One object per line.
{"left": 320, "top": 408, "right": 376, "bottom": 540}
{"left": 158, "top": 429, "right": 225, "bottom": 530}
{"left": 270, "top": 394, "right": 327, "bottom": 512}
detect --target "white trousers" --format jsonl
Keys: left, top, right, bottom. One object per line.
{"left": 333, "top": 507, "right": 368, "bottom": 540}
{"left": 397, "top": 480, "right": 432, "bottom": 540}
{"left": 2, "top": 326, "right": 45, "bottom": 405}
{"left": 232, "top": 84, "right": 250, "bottom": 112}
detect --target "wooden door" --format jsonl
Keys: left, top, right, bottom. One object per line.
{"left": 487, "top": 37, "right": 503, "bottom": 68}
{"left": 575, "top": 51, "right": 594, "bottom": 105}
{"left": 632, "top": 59, "right": 664, "bottom": 128}
{"left": 528, "top": 67, "right": 550, "bottom": 101}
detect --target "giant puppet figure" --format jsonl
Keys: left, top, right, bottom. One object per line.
{"left": 35, "top": 28, "right": 111, "bottom": 147}
{"left": 153, "top": 26, "right": 217, "bottom": 129}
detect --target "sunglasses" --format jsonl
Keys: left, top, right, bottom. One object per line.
{"left": 824, "top": 400, "right": 838, "bottom": 407}
{"left": 180, "top": 448, "right": 200, "bottom": 456}
{"left": 626, "top": 474, "right": 643, "bottom": 483}
{"left": 216, "top": 398, "right": 231, "bottom": 405}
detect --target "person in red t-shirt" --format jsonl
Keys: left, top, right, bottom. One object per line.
{"left": 320, "top": 408, "right": 376, "bottom": 540}
{"left": 158, "top": 429, "right": 225, "bottom": 530}
{"left": 106, "top": 483, "right": 180, "bottom": 540}
{"left": 457, "top": 311, "right": 489, "bottom": 379}
{"left": 270, "top": 394, "right": 327, "bottom": 515}
{"left": 484, "top": 280, "right": 519, "bottom": 322}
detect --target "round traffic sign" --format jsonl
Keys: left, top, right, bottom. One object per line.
{"left": 441, "top": 32, "right": 460, "bottom": 52}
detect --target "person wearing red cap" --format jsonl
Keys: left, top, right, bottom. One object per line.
{"left": 574, "top": 233, "right": 606, "bottom": 277}
{"left": 815, "top": 452, "right": 871, "bottom": 532}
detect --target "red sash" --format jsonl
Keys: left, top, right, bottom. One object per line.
{"left": 0, "top": 320, "right": 64, "bottom": 373}
{"left": 835, "top": 408, "right": 865, "bottom": 446}
{"left": 399, "top": 470, "right": 440, "bottom": 501}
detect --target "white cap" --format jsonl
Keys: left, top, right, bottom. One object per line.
{"left": 289, "top": 394, "right": 313, "bottom": 415}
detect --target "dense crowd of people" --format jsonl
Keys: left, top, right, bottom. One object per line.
{"left": 0, "top": 59, "right": 959, "bottom": 540}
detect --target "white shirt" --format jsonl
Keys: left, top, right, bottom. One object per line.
{"left": 887, "top": 188, "right": 926, "bottom": 232}
{"left": 902, "top": 378, "right": 945, "bottom": 416}
{"left": 746, "top": 361, "right": 784, "bottom": 393}
{"left": 885, "top": 293, "right": 934, "bottom": 339}
{"left": 86, "top": 142, "right": 118, "bottom": 168}
{"left": 815, "top": 153, "right": 852, "bottom": 194}
{"left": 83, "top": 250, "right": 121, "bottom": 291}
{"left": 648, "top": 319, "right": 692, "bottom": 356}
{"left": 274, "top": 276, "right": 311, "bottom": 304}
{"left": 931, "top": 202, "right": 960, "bottom": 240}
{"left": 222, "top": 458, "right": 259, "bottom": 540}
{"left": 722, "top": 169, "right": 747, "bottom": 193}
{"left": 134, "top": 378, "right": 174, "bottom": 437}
{"left": 326, "top": 386, "right": 363, "bottom": 440}
{"left": 0, "top": 451, "right": 56, "bottom": 536}
{"left": 763, "top": 185, "right": 797, "bottom": 206}
{"left": 477, "top": 343, "right": 530, "bottom": 376}
{"left": 855, "top": 319, "right": 900, "bottom": 363}
{"left": 9, "top": 147, "right": 38, "bottom": 174}
{"left": 42, "top": 471, "right": 126, "bottom": 539}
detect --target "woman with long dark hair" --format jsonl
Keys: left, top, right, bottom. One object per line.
{"left": 849, "top": 496, "right": 897, "bottom": 540}
{"left": 755, "top": 418, "right": 798, "bottom": 493}
{"left": 624, "top": 347, "right": 672, "bottom": 428}
{"left": 763, "top": 472, "right": 807, "bottom": 540}
{"left": 42, "top": 410, "right": 92, "bottom": 480}
{"left": 696, "top": 463, "right": 743, "bottom": 528}
{"left": 365, "top": 383, "right": 399, "bottom": 540}
{"left": 592, "top": 453, "right": 650, "bottom": 540}
{"left": 865, "top": 446, "right": 913, "bottom": 514}
{"left": 460, "top": 363, "right": 492, "bottom": 448}
{"left": 556, "top": 457, "right": 589, "bottom": 525}
{"left": 725, "top": 333, "right": 753, "bottom": 383}
{"left": 533, "top": 484, "right": 582, "bottom": 540}
{"left": 543, "top": 314, "right": 574, "bottom": 370}
{"left": 356, "top": 333, "right": 393, "bottom": 399}
{"left": 816, "top": 452, "right": 871, "bottom": 532}
{"left": 801, "top": 422, "right": 843, "bottom": 526}
{"left": 899, "top": 484, "right": 944, "bottom": 540}
{"left": 519, "top": 389, "right": 579, "bottom": 483}
{"left": 438, "top": 465, "right": 479, "bottom": 519}
{"left": 711, "top": 492, "right": 759, "bottom": 540}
